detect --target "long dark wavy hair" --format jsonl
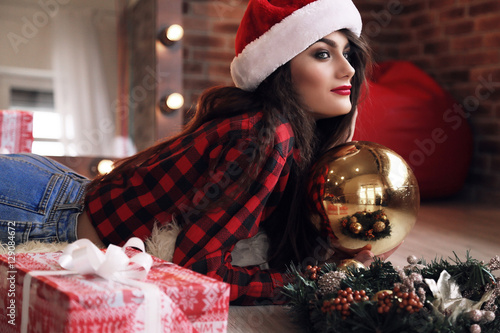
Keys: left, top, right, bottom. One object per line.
{"left": 89, "top": 29, "right": 371, "bottom": 270}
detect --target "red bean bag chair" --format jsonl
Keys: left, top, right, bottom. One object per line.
{"left": 352, "top": 61, "right": 473, "bottom": 199}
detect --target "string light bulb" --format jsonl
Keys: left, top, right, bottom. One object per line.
{"left": 160, "top": 93, "right": 184, "bottom": 114}
{"left": 89, "top": 158, "right": 115, "bottom": 177}
{"left": 158, "top": 24, "right": 184, "bottom": 46}
{"left": 97, "top": 159, "right": 114, "bottom": 175}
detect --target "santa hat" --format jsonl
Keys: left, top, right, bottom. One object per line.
{"left": 231, "top": 0, "right": 362, "bottom": 91}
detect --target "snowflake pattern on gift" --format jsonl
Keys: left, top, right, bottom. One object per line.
{"left": 172, "top": 285, "right": 199, "bottom": 311}
{"left": 203, "top": 285, "right": 220, "bottom": 312}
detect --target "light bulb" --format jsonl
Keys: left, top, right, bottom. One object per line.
{"left": 159, "top": 24, "right": 184, "bottom": 46}
{"left": 97, "top": 159, "right": 114, "bottom": 175}
{"left": 166, "top": 24, "right": 184, "bottom": 42}
{"left": 166, "top": 93, "right": 184, "bottom": 110}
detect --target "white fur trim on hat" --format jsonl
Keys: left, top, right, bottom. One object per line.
{"left": 231, "top": 0, "right": 362, "bottom": 91}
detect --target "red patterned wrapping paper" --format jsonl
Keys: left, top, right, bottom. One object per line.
{"left": 0, "top": 251, "right": 230, "bottom": 333}
{"left": 0, "top": 110, "right": 34, "bottom": 154}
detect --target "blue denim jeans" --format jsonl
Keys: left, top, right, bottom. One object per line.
{"left": 0, "top": 154, "right": 90, "bottom": 245}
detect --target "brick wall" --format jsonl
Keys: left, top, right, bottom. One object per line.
{"left": 182, "top": 0, "right": 245, "bottom": 115}
{"left": 355, "top": 0, "right": 500, "bottom": 202}
{"left": 182, "top": 0, "right": 500, "bottom": 202}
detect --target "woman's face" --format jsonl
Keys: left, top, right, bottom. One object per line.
{"left": 290, "top": 31, "right": 355, "bottom": 120}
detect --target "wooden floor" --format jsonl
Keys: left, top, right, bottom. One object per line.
{"left": 227, "top": 198, "right": 500, "bottom": 332}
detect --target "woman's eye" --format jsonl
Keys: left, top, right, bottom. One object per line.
{"left": 343, "top": 52, "right": 350, "bottom": 60}
{"left": 315, "top": 51, "right": 330, "bottom": 59}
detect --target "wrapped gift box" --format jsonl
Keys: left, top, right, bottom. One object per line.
{"left": 0, "top": 110, "right": 34, "bottom": 154}
{"left": 0, "top": 250, "right": 230, "bottom": 333}
{"left": 326, "top": 202, "right": 348, "bottom": 215}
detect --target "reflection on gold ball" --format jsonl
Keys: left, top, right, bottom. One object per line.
{"left": 309, "top": 141, "right": 420, "bottom": 255}
{"left": 338, "top": 259, "right": 366, "bottom": 272}
{"left": 349, "top": 222, "right": 363, "bottom": 234}
{"left": 373, "top": 221, "right": 386, "bottom": 233}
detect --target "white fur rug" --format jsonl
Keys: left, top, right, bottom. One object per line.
{"left": 0, "top": 223, "right": 269, "bottom": 268}
{"left": 0, "top": 223, "right": 181, "bottom": 262}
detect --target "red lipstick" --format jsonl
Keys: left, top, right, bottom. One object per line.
{"left": 331, "top": 85, "right": 351, "bottom": 96}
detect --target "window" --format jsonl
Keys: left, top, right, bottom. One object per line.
{"left": 358, "top": 184, "right": 383, "bottom": 206}
{"left": 0, "top": 69, "right": 65, "bottom": 156}
{"left": 9, "top": 87, "right": 64, "bottom": 156}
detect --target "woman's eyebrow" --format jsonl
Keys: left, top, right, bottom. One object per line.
{"left": 316, "top": 38, "right": 350, "bottom": 50}
{"left": 317, "top": 38, "right": 337, "bottom": 48}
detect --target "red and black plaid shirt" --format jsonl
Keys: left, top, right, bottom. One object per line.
{"left": 85, "top": 111, "right": 299, "bottom": 305}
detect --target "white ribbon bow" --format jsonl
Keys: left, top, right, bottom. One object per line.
{"left": 21, "top": 238, "right": 161, "bottom": 333}
{"left": 58, "top": 237, "right": 153, "bottom": 280}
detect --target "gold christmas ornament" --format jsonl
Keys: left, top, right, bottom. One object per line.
{"left": 349, "top": 222, "right": 363, "bottom": 234}
{"left": 309, "top": 141, "right": 420, "bottom": 255}
{"left": 373, "top": 221, "right": 386, "bottom": 233}
{"left": 338, "top": 259, "right": 366, "bottom": 272}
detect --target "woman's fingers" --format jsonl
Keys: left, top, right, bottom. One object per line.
{"left": 353, "top": 249, "right": 375, "bottom": 266}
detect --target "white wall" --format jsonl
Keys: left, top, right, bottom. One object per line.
{"left": 0, "top": 0, "right": 119, "bottom": 156}
{"left": 0, "top": 3, "right": 54, "bottom": 70}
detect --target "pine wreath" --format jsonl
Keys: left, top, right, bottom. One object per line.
{"left": 339, "top": 209, "right": 391, "bottom": 241}
{"left": 282, "top": 252, "right": 500, "bottom": 333}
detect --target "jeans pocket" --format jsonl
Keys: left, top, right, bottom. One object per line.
{"left": 0, "top": 156, "right": 58, "bottom": 214}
